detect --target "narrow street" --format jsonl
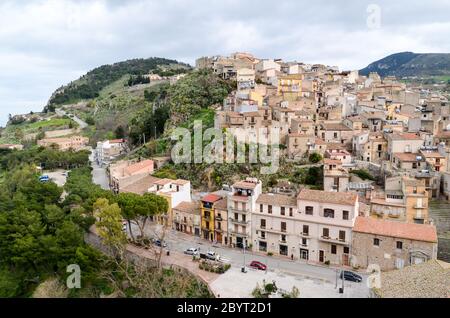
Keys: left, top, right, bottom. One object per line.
{"left": 89, "top": 149, "right": 110, "bottom": 190}
{"left": 128, "top": 222, "right": 370, "bottom": 298}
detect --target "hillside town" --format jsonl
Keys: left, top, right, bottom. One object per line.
{"left": 90, "top": 53, "right": 449, "bottom": 272}
{"left": 1, "top": 52, "right": 449, "bottom": 298}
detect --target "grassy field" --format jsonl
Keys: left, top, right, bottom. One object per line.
{"left": 0, "top": 116, "right": 78, "bottom": 144}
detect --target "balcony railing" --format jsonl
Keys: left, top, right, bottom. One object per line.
{"left": 319, "top": 236, "right": 349, "bottom": 245}
{"left": 229, "top": 217, "right": 249, "bottom": 225}
{"left": 229, "top": 207, "right": 249, "bottom": 214}
{"left": 230, "top": 230, "right": 248, "bottom": 237}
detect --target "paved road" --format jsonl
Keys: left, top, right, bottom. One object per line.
{"left": 89, "top": 149, "right": 110, "bottom": 190}
{"left": 131, "top": 222, "right": 369, "bottom": 286}
{"left": 55, "top": 108, "right": 88, "bottom": 129}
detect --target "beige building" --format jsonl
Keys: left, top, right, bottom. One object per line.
{"left": 172, "top": 201, "right": 201, "bottom": 237}
{"left": 370, "top": 176, "right": 429, "bottom": 224}
{"left": 387, "top": 132, "right": 424, "bottom": 162}
{"left": 323, "top": 159, "right": 349, "bottom": 192}
{"left": 109, "top": 159, "right": 155, "bottom": 193}
{"left": 228, "top": 178, "right": 262, "bottom": 249}
{"left": 318, "top": 122, "right": 353, "bottom": 145}
{"left": 286, "top": 133, "right": 315, "bottom": 160}
{"left": 252, "top": 193, "right": 298, "bottom": 257}
{"left": 37, "top": 135, "right": 88, "bottom": 151}
{"left": 352, "top": 217, "right": 438, "bottom": 271}
{"left": 295, "top": 189, "right": 359, "bottom": 265}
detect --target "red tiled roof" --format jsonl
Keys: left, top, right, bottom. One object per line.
{"left": 201, "top": 193, "right": 222, "bottom": 203}
{"left": 124, "top": 159, "right": 154, "bottom": 175}
{"left": 353, "top": 217, "right": 437, "bottom": 243}
{"left": 297, "top": 189, "right": 357, "bottom": 206}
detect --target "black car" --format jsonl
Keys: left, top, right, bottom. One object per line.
{"left": 340, "top": 271, "right": 362, "bottom": 282}
{"left": 153, "top": 239, "right": 167, "bottom": 248}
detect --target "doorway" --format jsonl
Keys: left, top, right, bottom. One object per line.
{"left": 300, "top": 249, "right": 309, "bottom": 260}
{"left": 319, "top": 250, "right": 324, "bottom": 263}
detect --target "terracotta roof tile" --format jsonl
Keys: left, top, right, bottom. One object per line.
{"left": 201, "top": 193, "right": 222, "bottom": 203}
{"left": 256, "top": 193, "right": 297, "bottom": 206}
{"left": 297, "top": 189, "right": 357, "bottom": 206}
{"left": 124, "top": 159, "right": 154, "bottom": 175}
{"left": 353, "top": 217, "right": 437, "bottom": 243}
{"left": 173, "top": 201, "right": 200, "bottom": 215}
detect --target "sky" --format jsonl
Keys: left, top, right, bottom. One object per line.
{"left": 1, "top": 0, "right": 450, "bottom": 127}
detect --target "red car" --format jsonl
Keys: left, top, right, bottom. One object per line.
{"left": 249, "top": 261, "right": 267, "bottom": 270}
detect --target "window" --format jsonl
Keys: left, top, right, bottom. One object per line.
{"left": 234, "top": 213, "right": 238, "bottom": 220}
{"left": 260, "top": 204, "right": 263, "bottom": 213}
{"left": 289, "top": 208, "right": 293, "bottom": 217}
{"left": 268, "top": 205, "right": 272, "bottom": 214}
{"left": 324, "top": 209, "right": 335, "bottom": 218}
{"left": 322, "top": 228, "right": 329, "bottom": 238}
{"left": 305, "top": 206, "right": 314, "bottom": 215}
{"left": 396, "top": 241, "right": 403, "bottom": 250}
{"left": 302, "top": 238, "right": 307, "bottom": 246}
{"left": 331, "top": 245, "right": 337, "bottom": 254}
{"left": 334, "top": 132, "right": 338, "bottom": 139}
{"left": 281, "top": 207, "right": 285, "bottom": 216}
{"left": 303, "top": 225, "right": 309, "bottom": 235}
{"left": 373, "top": 238, "right": 380, "bottom": 246}
{"left": 343, "top": 247, "right": 349, "bottom": 254}
{"left": 260, "top": 219, "right": 266, "bottom": 229}
{"left": 281, "top": 222, "right": 287, "bottom": 233}
{"left": 343, "top": 210, "right": 349, "bottom": 220}
{"left": 339, "top": 230, "right": 346, "bottom": 241}
{"left": 261, "top": 231, "right": 266, "bottom": 239}
{"left": 281, "top": 234, "right": 286, "bottom": 242}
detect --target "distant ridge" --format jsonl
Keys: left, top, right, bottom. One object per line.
{"left": 360, "top": 52, "right": 450, "bottom": 77}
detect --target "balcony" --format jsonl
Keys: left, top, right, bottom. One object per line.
{"left": 229, "top": 208, "right": 249, "bottom": 214}
{"left": 230, "top": 230, "right": 248, "bottom": 237}
{"left": 215, "top": 216, "right": 223, "bottom": 221}
{"left": 229, "top": 217, "right": 249, "bottom": 225}
{"left": 319, "top": 236, "right": 349, "bottom": 245}
{"left": 300, "top": 232, "right": 310, "bottom": 237}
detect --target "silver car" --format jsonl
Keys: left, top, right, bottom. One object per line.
{"left": 184, "top": 248, "right": 199, "bottom": 255}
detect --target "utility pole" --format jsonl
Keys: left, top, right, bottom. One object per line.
{"left": 335, "top": 268, "right": 338, "bottom": 289}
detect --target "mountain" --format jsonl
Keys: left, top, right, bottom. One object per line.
{"left": 360, "top": 52, "right": 450, "bottom": 77}
{"left": 45, "top": 57, "right": 191, "bottom": 111}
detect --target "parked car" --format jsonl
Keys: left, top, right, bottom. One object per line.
{"left": 184, "top": 248, "right": 199, "bottom": 255}
{"left": 340, "top": 271, "right": 362, "bottom": 282}
{"left": 205, "top": 251, "right": 217, "bottom": 260}
{"left": 153, "top": 239, "right": 167, "bottom": 248}
{"left": 249, "top": 261, "right": 267, "bottom": 271}
{"left": 39, "top": 175, "right": 49, "bottom": 182}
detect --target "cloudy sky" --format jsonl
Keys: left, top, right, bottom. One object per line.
{"left": 1, "top": 0, "right": 450, "bottom": 126}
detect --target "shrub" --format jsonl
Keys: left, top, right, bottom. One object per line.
{"left": 308, "top": 152, "right": 323, "bottom": 163}
{"left": 350, "top": 169, "right": 375, "bottom": 181}
{"left": 267, "top": 252, "right": 273, "bottom": 256}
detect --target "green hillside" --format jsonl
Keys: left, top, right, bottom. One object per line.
{"left": 360, "top": 52, "right": 450, "bottom": 77}
{"left": 45, "top": 57, "right": 191, "bottom": 110}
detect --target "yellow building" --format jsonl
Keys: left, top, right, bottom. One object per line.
{"left": 200, "top": 194, "right": 222, "bottom": 241}
{"left": 249, "top": 90, "right": 264, "bottom": 107}
{"left": 277, "top": 74, "right": 303, "bottom": 100}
